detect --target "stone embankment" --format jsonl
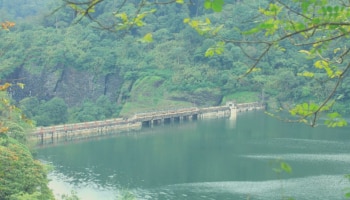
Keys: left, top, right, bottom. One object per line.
{"left": 30, "top": 101, "right": 265, "bottom": 146}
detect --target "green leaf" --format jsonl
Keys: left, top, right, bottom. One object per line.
{"left": 260, "top": 3, "right": 282, "bottom": 16}
{"left": 289, "top": 102, "right": 319, "bottom": 117}
{"left": 211, "top": 0, "right": 224, "bottom": 12}
{"left": 314, "top": 60, "right": 328, "bottom": 69}
{"left": 280, "top": 162, "right": 292, "bottom": 173}
{"left": 138, "top": 33, "right": 153, "bottom": 43}
{"left": 301, "top": 1, "right": 311, "bottom": 13}
{"left": 269, "top": 3, "right": 282, "bottom": 15}
{"left": 204, "top": 0, "right": 212, "bottom": 9}
{"left": 250, "top": 68, "right": 261, "bottom": 72}
{"left": 87, "top": 7, "right": 95, "bottom": 13}
{"left": 328, "top": 112, "right": 340, "bottom": 119}
{"left": 116, "top": 13, "right": 128, "bottom": 22}
{"left": 205, "top": 18, "right": 211, "bottom": 24}
{"left": 215, "top": 48, "right": 223, "bottom": 54}
{"left": 292, "top": 22, "right": 306, "bottom": 31}
{"left": 68, "top": 3, "right": 78, "bottom": 11}
{"left": 149, "top": 9, "right": 157, "bottom": 13}
{"left": 325, "top": 112, "right": 348, "bottom": 127}
{"left": 16, "top": 83, "right": 25, "bottom": 89}
{"left": 204, "top": 0, "right": 224, "bottom": 12}
{"left": 297, "top": 71, "right": 314, "bottom": 78}
{"left": 143, "top": 33, "right": 153, "bottom": 42}
{"left": 205, "top": 48, "right": 215, "bottom": 57}
{"left": 334, "top": 48, "right": 341, "bottom": 54}
{"left": 327, "top": 6, "right": 333, "bottom": 13}
{"left": 312, "top": 18, "right": 321, "bottom": 24}
{"left": 345, "top": 192, "right": 350, "bottom": 198}
{"left": 243, "top": 27, "right": 261, "bottom": 35}
{"left": 205, "top": 41, "right": 225, "bottom": 57}
{"left": 189, "top": 20, "right": 199, "bottom": 28}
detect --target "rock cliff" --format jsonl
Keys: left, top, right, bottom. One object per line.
{"left": 9, "top": 66, "right": 123, "bottom": 107}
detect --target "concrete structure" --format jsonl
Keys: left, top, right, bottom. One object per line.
{"left": 29, "top": 119, "right": 142, "bottom": 146}
{"left": 30, "top": 102, "right": 265, "bottom": 146}
{"left": 226, "top": 101, "right": 265, "bottom": 112}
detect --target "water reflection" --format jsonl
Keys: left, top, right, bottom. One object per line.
{"left": 48, "top": 171, "right": 117, "bottom": 199}
{"left": 160, "top": 175, "right": 347, "bottom": 200}
{"left": 48, "top": 173, "right": 348, "bottom": 200}
{"left": 244, "top": 153, "right": 350, "bottom": 163}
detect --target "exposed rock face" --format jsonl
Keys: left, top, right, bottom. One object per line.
{"left": 9, "top": 66, "right": 123, "bottom": 106}
{"left": 8, "top": 66, "right": 224, "bottom": 110}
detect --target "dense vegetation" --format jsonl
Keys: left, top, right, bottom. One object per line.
{"left": 1, "top": 0, "right": 350, "bottom": 199}
{"left": 1, "top": 0, "right": 349, "bottom": 127}
{"left": 0, "top": 137, "right": 54, "bottom": 199}
{"left": 0, "top": 84, "right": 54, "bottom": 199}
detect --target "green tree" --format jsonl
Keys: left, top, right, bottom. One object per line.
{"left": 19, "top": 97, "right": 40, "bottom": 119}
{"left": 34, "top": 97, "right": 68, "bottom": 126}
{"left": 239, "top": 0, "right": 350, "bottom": 127}
{"left": 3, "top": 1, "right": 348, "bottom": 126}
{"left": 0, "top": 17, "right": 55, "bottom": 200}
{"left": 69, "top": 95, "right": 117, "bottom": 123}
{"left": 35, "top": 0, "right": 350, "bottom": 126}
{"left": 0, "top": 137, "right": 54, "bottom": 200}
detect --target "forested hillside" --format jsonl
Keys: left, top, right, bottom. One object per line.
{"left": 1, "top": 0, "right": 350, "bottom": 126}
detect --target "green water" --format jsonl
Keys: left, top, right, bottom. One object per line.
{"left": 37, "top": 112, "right": 350, "bottom": 200}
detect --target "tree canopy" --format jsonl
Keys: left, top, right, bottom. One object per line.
{"left": 229, "top": 0, "right": 350, "bottom": 127}
{"left": 59, "top": 0, "right": 350, "bottom": 127}
{"left": 1, "top": 2, "right": 350, "bottom": 198}
{"left": 0, "top": 23, "right": 54, "bottom": 200}
{"left": 0, "top": 0, "right": 349, "bottom": 127}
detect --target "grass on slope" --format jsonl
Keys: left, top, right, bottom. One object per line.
{"left": 222, "top": 91, "right": 260, "bottom": 104}
{"left": 119, "top": 75, "right": 192, "bottom": 117}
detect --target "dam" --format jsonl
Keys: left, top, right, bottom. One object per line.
{"left": 30, "top": 101, "right": 265, "bottom": 145}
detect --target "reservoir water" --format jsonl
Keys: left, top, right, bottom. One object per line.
{"left": 37, "top": 111, "right": 350, "bottom": 199}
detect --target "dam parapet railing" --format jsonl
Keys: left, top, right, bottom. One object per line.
{"left": 30, "top": 101, "right": 265, "bottom": 146}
